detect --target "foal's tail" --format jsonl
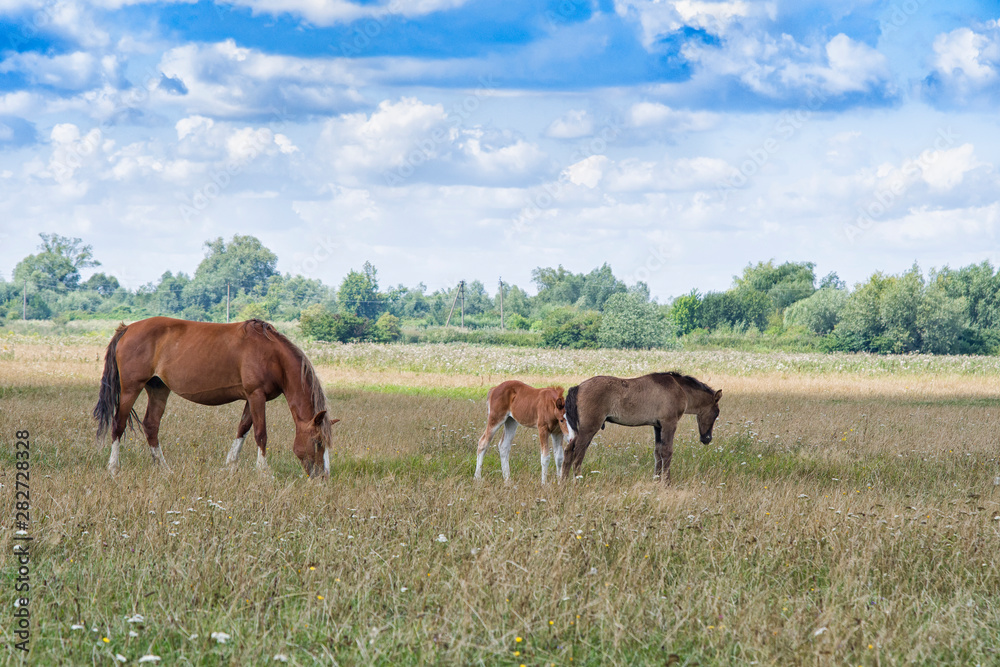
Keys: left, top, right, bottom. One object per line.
{"left": 93, "top": 323, "right": 137, "bottom": 440}
{"left": 564, "top": 385, "right": 580, "bottom": 436}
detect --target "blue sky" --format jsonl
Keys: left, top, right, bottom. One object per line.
{"left": 1, "top": 0, "right": 999, "bottom": 298}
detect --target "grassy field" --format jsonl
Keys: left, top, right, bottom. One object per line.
{"left": 2, "top": 333, "right": 1000, "bottom": 665}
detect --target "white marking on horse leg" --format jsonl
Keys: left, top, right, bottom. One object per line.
{"left": 323, "top": 447, "right": 330, "bottom": 476}
{"left": 552, "top": 434, "right": 565, "bottom": 482}
{"left": 499, "top": 419, "right": 517, "bottom": 482}
{"left": 256, "top": 447, "right": 269, "bottom": 471}
{"left": 475, "top": 419, "right": 503, "bottom": 480}
{"left": 107, "top": 439, "right": 121, "bottom": 475}
{"left": 150, "top": 446, "right": 171, "bottom": 471}
{"left": 475, "top": 446, "right": 487, "bottom": 480}
{"left": 225, "top": 437, "right": 245, "bottom": 466}
{"left": 540, "top": 449, "right": 550, "bottom": 484}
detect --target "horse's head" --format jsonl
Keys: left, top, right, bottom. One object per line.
{"left": 293, "top": 410, "right": 339, "bottom": 478}
{"left": 696, "top": 389, "right": 723, "bottom": 445}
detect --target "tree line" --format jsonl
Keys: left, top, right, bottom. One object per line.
{"left": 3, "top": 233, "right": 999, "bottom": 354}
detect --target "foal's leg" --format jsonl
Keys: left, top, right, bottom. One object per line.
{"left": 225, "top": 402, "right": 253, "bottom": 467}
{"left": 655, "top": 421, "right": 678, "bottom": 484}
{"left": 475, "top": 409, "right": 506, "bottom": 480}
{"left": 551, "top": 432, "right": 565, "bottom": 482}
{"left": 141, "top": 382, "right": 172, "bottom": 470}
{"left": 498, "top": 418, "right": 518, "bottom": 482}
{"left": 538, "top": 424, "right": 551, "bottom": 484}
{"left": 653, "top": 425, "right": 663, "bottom": 478}
{"left": 108, "top": 383, "right": 143, "bottom": 475}
{"left": 247, "top": 390, "right": 269, "bottom": 471}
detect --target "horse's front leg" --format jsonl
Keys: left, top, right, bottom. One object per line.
{"left": 538, "top": 424, "right": 551, "bottom": 484}
{"left": 653, "top": 425, "right": 663, "bottom": 479}
{"left": 226, "top": 402, "right": 253, "bottom": 468}
{"left": 656, "top": 422, "right": 677, "bottom": 484}
{"left": 248, "top": 390, "right": 269, "bottom": 472}
{"left": 551, "top": 432, "right": 565, "bottom": 483}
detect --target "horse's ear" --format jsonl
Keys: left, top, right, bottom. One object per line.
{"left": 330, "top": 418, "right": 340, "bottom": 425}
{"left": 313, "top": 410, "right": 327, "bottom": 427}
{"left": 714, "top": 389, "right": 722, "bottom": 402}
{"left": 556, "top": 397, "right": 565, "bottom": 410}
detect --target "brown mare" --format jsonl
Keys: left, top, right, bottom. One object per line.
{"left": 562, "top": 372, "right": 721, "bottom": 483}
{"left": 475, "top": 380, "right": 570, "bottom": 483}
{"left": 93, "top": 317, "right": 338, "bottom": 477}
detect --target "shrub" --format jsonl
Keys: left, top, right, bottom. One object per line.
{"left": 598, "top": 292, "right": 676, "bottom": 349}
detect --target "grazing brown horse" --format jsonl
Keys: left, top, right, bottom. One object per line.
{"left": 93, "top": 317, "right": 338, "bottom": 477}
{"left": 561, "top": 372, "right": 721, "bottom": 483}
{"left": 475, "top": 380, "right": 570, "bottom": 483}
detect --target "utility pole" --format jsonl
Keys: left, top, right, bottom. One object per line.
{"left": 445, "top": 281, "right": 461, "bottom": 327}
{"left": 460, "top": 281, "right": 465, "bottom": 328}
{"left": 226, "top": 282, "right": 230, "bottom": 323}
{"left": 499, "top": 277, "right": 504, "bottom": 330}
{"left": 23, "top": 280, "right": 27, "bottom": 320}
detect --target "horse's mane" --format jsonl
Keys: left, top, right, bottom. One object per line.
{"left": 242, "top": 319, "right": 331, "bottom": 443}
{"left": 660, "top": 371, "right": 715, "bottom": 394}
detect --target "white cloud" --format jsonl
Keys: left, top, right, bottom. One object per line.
{"left": 874, "top": 204, "right": 1000, "bottom": 243}
{"left": 0, "top": 51, "right": 110, "bottom": 91}
{"left": 321, "top": 97, "right": 547, "bottom": 186}
{"left": 685, "top": 30, "right": 890, "bottom": 99}
{"left": 933, "top": 27, "right": 998, "bottom": 84}
{"left": 919, "top": 143, "right": 982, "bottom": 191}
{"left": 563, "top": 155, "right": 608, "bottom": 188}
{"left": 628, "top": 102, "right": 717, "bottom": 131}
{"left": 546, "top": 109, "right": 594, "bottom": 139}
{"left": 156, "top": 40, "right": 363, "bottom": 117}
{"left": 613, "top": 0, "right": 755, "bottom": 47}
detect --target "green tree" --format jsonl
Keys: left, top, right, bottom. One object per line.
{"left": 13, "top": 233, "right": 100, "bottom": 293}
{"left": 532, "top": 265, "right": 584, "bottom": 307}
{"left": 598, "top": 291, "right": 675, "bottom": 349}
{"left": 783, "top": 288, "right": 849, "bottom": 334}
{"left": 184, "top": 235, "right": 278, "bottom": 312}
{"left": 578, "top": 263, "right": 627, "bottom": 310}
{"left": 372, "top": 312, "right": 402, "bottom": 343}
{"left": 733, "top": 260, "right": 816, "bottom": 310}
{"left": 698, "top": 289, "right": 771, "bottom": 331}
{"left": 339, "top": 261, "right": 384, "bottom": 320}
{"left": 669, "top": 290, "right": 701, "bottom": 335}
{"left": 540, "top": 307, "right": 602, "bottom": 349}
{"left": 82, "top": 272, "right": 120, "bottom": 297}
{"left": 918, "top": 286, "right": 968, "bottom": 354}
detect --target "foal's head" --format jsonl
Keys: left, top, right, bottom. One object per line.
{"left": 695, "top": 389, "right": 723, "bottom": 445}
{"left": 293, "top": 411, "right": 339, "bottom": 478}
{"left": 548, "top": 387, "right": 570, "bottom": 437}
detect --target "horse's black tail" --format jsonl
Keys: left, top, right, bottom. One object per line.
{"left": 93, "top": 323, "right": 137, "bottom": 440}
{"left": 564, "top": 385, "right": 580, "bottom": 436}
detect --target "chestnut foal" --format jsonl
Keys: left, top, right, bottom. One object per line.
{"left": 474, "top": 380, "right": 570, "bottom": 483}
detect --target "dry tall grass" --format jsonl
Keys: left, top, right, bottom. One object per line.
{"left": 2, "top": 335, "right": 1000, "bottom": 664}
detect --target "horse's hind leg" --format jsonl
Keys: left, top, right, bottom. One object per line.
{"left": 108, "top": 383, "right": 143, "bottom": 475}
{"left": 142, "top": 380, "right": 172, "bottom": 471}
{"left": 226, "top": 403, "right": 252, "bottom": 467}
{"left": 498, "top": 418, "right": 517, "bottom": 482}
{"left": 475, "top": 408, "right": 505, "bottom": 480}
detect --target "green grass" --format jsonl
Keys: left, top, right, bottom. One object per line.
{"left": 4, "top": 362, "right": 1000, "bottom": 665}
